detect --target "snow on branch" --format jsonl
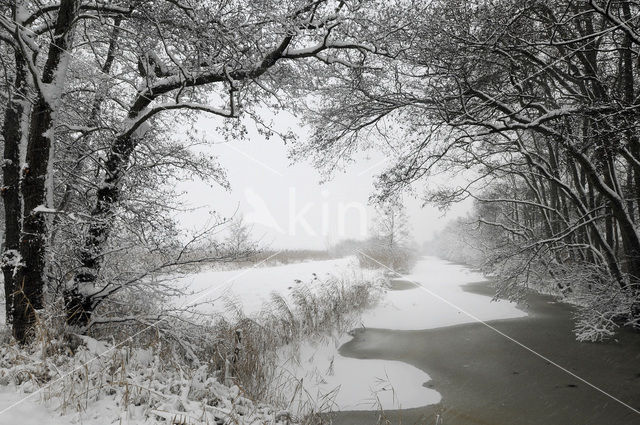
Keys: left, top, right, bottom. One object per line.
{"left": 121, "top": 101, "right": 237, "bottom": 139}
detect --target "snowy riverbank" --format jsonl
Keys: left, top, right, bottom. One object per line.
{"left": 270, "top": 256, "right": 526, "bottom": 412}
{"left": 176, "top": 256, "right": 525, "bottom": 413}
{"left": 0, "top": 256, "right": 526, "bottom": 423}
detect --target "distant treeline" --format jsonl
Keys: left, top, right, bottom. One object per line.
{"left": 249, "top": 249, "right": 333, "bottom": 265}
{"left": 331, "top": 238, "right": 418, "bottom": 274}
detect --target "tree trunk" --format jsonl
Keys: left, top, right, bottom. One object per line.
{"left": 13, "top": 0, "right": 78, "bottom": 343}
{"left": 62, "top": 18, "right": 122, "bottom": 329}
{"left": 620, "top": 1, "right": 640, "bottom": 215}
{"left": 1, "top": 50, "right": 28, "bottom": 325}
{"left": 67, "top": 130, "right": 137, "bottom": 328}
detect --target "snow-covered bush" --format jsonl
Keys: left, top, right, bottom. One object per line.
{"left": 356, "top": 242, "right": 418, "bottom": 274}
{"left": 573, "top": 278, "right": 640, "bottom": 342}
{"left": 0, "top": 331, "right": 298, "bottom": 425}
{"left": 0, "top": 272, "right": 384, "bottom": 424}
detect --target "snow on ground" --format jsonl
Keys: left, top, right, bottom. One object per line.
{"left": 0, "top": 386, "right": 139, "bottom": 425}
{"left": 0, "top": 256, "right": 526, "bottom": 424}
{"left": 276, "top": 334, "right": 441, "bottom": 412}
{"left": 0, "top": 388, "right": 68, "bottom": 425}
{"left": 175, "top": 257, "right": 378, "bottom": 316}
{"left": 0, "top": 339, "right": 295, "bottom": 425}
{"left": 179, "top": 256, "right": 525, "bottom": 413}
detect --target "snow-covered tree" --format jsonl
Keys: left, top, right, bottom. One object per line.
{"left": 372, "top": 201, "right": 410, "bottom": 252}
{"left": 0, "top": 0, "right": 392, "bottom": 341}
{"left": 294, "top": 0, "right": 640, "bottom": 337}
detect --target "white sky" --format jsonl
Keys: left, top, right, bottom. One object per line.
{"left": 175, "top": 111, "right": 472, "bottom": 250}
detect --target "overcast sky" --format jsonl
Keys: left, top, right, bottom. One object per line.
{"left": 175, "top": 111, "right": 472, "bottom": 250}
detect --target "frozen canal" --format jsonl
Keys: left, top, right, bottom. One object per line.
{"left": 181, "top": 256, "right": 526, "bottom": 412}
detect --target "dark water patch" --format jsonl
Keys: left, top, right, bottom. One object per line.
{"left": 332, "top": 280, "right": 640, "bottom": 425}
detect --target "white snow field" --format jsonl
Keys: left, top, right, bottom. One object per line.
{"left": 0, "top": 385, "right": 152, "bottom": 425}
{"left": 275, "top": 334, "right": 442, "bottom": 412}
{"left": 174, "top": 257, "right": 380, "bottom": 316}
{"left": 0, "top": 388, "right": 69, "bottom": 425}
{"left": 180, "top": 256, "right": 526, "bottom": 413}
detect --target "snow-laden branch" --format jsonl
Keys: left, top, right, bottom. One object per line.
{"left": 589, "top": 0, "right": 640, "bottom": 47}
{"left": 0, "top": 15, "right": 41, "bottom": 52}
{"left": 120, "top": 101, "right": 236, "bottom": 140}
{"left": 22, "top": 1, "right": 132, "bottom": 27}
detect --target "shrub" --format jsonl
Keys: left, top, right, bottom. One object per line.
{"left": 356, "top": 243, "right": 418, "bottom": 274}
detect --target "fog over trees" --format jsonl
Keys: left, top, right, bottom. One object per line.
{"left": 0, "top": 0, "right": 399, "bottom": 343}
{"left": 1, "top": 2, "right": 640, "bottom": 424}
{"left": 294, "top": 0, "right": 640, "bottom": 341}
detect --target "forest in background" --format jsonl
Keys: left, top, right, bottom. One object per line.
{"left": 2, "top": 1, "right": 640, "bottom": 423}
{"left": 293, "top": 0, "right": 640, "bottom": 342}
{"left": 0, "top": 0, "right": 638, "bottom": 355}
